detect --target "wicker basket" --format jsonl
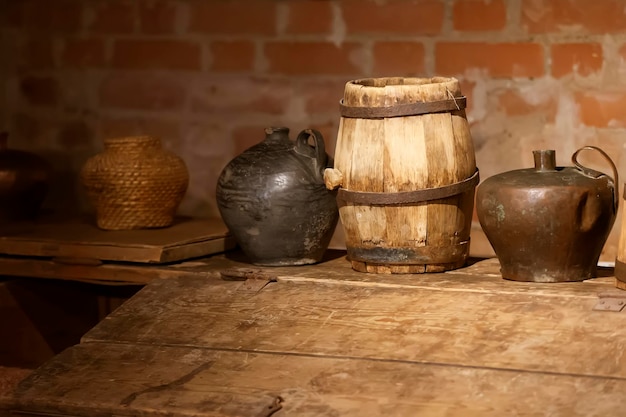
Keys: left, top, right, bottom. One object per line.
{"left": 80, "top": 136, "right": 189, "bottom": 230}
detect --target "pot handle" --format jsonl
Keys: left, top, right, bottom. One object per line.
{"left": 295, "top": 129, "right": 327, "bottom": 178}
{"left": 572, "top": 146, "right": 619, "bottom": 214}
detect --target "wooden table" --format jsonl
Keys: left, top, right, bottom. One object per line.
{"left": 0, "top": 216, "right": 237, "bottom": 373}
{"left": 8, "top": 251, "right": 626, "bottom": 416}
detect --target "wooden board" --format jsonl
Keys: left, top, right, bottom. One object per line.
{"left": 13, "top": 342, "right": 626, "bottom": 417}
{"left": 11, "top": 253, "right": 626, "bottom": 416}
{"left": 0, "top": 248, "right": 613, "bottom": 287}
{"left": 81, "top": 256, "right": 626, "bottom": 380}
{"left": 0, "top": 256, "right": 218, "bottom": 285}
{"left": 162, "top": 251, "right": 616, "bottom": 295}
{"left": 0, "top": 366, "right": 32, "bottom": 414}
{"left": 0, "top": 217, "right": 236, "bottom": 264}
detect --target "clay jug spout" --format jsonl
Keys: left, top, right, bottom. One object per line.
{"left": 533, "top": 150, "right": 557, "bottom": 172}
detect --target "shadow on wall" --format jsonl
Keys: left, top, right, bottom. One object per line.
{"left": 36, "top": 147, "right": 224, "bottom": 222}
{"left": 37, "top": 149, "right": 91, "bottom": 218}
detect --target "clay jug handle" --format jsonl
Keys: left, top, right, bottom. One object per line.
{"left": 295, "top": 129, "right": 327, "bottom": 179}
{"left": 572, "top": 146, "right": 619, "bottom": 214}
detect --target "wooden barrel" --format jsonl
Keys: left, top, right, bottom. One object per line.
{"left": 325, "top": 77, "right": 478, "bottom": 274}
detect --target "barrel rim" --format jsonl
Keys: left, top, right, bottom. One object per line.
{"left": 346, "top": 76, "right": 458, "bottom": 89}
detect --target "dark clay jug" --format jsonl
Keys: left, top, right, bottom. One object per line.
{"left": 216, "top": 127, "right": 339, "bottom": 266}
{"left": 0, "top": 132, "right": 51, "bottom": 222}
{"left": 476, "top": 146, "right": 618, "bottom": 282}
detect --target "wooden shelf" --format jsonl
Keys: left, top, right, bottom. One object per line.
{"left": 0, "top": 217, "right": 236, "bottom": 264}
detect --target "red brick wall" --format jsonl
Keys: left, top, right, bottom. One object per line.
{"left": 1, "top": 0, "right": 624, "bottom": 259}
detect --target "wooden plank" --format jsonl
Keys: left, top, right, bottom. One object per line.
{"left": 0, "top": 218, "right": 235, "bottom": 264}
{"left": 0, "top": 366, "right": 32, "bottom": 414}
{"left": 12, "top": 342, "right": 626, "bottom": 417}
{"left": 0, "top": 256, "right": 216, "bottom": 285}
{"left": 152, "top": 252, "right": 616, "bottom": 297}
{"left": 83, "top": 259, "right": 626, "bottom": 379}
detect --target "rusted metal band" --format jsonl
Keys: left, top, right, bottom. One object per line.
{"left": 339, "top": 96, "right": 467, "bottom": 119}
{"left": 347, "top": 240, "right": 469, "bottom": 265}
{"left": 615, "top": 259, "right": 626, "bottom": 282}
{"left": 337, "top": 169, "right": 479, "bottom": 205}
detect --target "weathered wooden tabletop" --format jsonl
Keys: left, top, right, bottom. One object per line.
{"left": 9, "top": 251, "right": 626, "bottom": 417}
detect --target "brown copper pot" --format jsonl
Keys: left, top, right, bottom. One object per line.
{"left": 0, "top": 132, "right": 51, "bottom": 222}
{"left": 476, "top": 146, "right": 618, "bottom": 282}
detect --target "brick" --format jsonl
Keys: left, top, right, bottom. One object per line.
{"left": 575, "top": 91, "right": 626, "bottom": 127}
{"left": 88, "top": 0, "right": 135, "bottom": 34}
{"left": 373, "top": 41, "right": 425, "bottom": 76}
{"left": 19, "top": 0, "right": 83, "bottom": 33}
{"left": 302, "top": 80, "right": 347, "bottom": 114}
{"left": 61, "top": 38, "right": 106, "bottom": 68}
{"left": 112, "top": 40, "right": 201, "bottom": 71}
{"left": 20, "top": 76, "right": 59, "bottom": 106}
{"left": 139, "top": 0, "right": 178, "bottom": 34}
{"left": 285, "top": 1, "right": 333, "bottom": 34}
{"left": 57, "top": 120, "right": 94, "bottom": 149}
{"left": 232, "top": 126, "right": 268, "bottom": 155}
{"left": 497, "top": 89, "right": 557, "bottom": 121}
{"left": 436, "top": 42, "right": 544, "bottom": 77}
{"left": 522, "top": 0, "right": 626, "bottom": 34}
{"left": 12, "top": 113, "right": 42, "bottom": 145}
{"left": 2, "top": 1, "right": 25, "bottom": 27}
{"left": 17, "top": 37, "right": 55, "bottom": 70}
{"left": 453, "top": 0, "right": 507, "bottom": 31}
{"left": 265, "top": 42, "right": 363, "bottom": 75}
{"left": 99, "top": 74, "right": 186, "bottom": 110}
{"left": 191, "top": 77, "right": 291, "bottom": 115}
{"left": 458, "top": 79, "right": 475, "bottom": 116}
{"left": 189, "top": 1, "right": 276, "bottom": 34}
{"left": 183, "top": 123, "right": 231, "bottom": 158}
{"left": 615, "top": 44, "right": 626, "bottom": 70}
{"left": 309, "top": 121, "right": 339, "bottom": 157}
{"left": 99, "top": 117, "right": 181, "bottom": 143}
{"left": 210, "top": 41, "right": 255, "bottom": 72}
{"left": 551, "top": 43, "right": 603, "bottom": 77}
{"left": 582, "top": 131, "right": 625, "bottom": 171}
{"left": 234, "top": 123, "right": 338, "bottom": 158}
{"left": 497, "top": 89, "right": 535, "bottom": 116}
{"left": 342, "top": 0, "right": 444, "bottom": 35}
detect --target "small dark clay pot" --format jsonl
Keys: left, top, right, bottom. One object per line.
{"left": 0, "top": 132, "right": 51, "bottom": 222}
{"left": 476, "top": 146, "right": 618, "bottom": 282}
{"left": 216, "top": 127, "right": 339, "bottom": 266}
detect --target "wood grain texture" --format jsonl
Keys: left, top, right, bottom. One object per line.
{"left": 0, "top": 217, "right": 235, "bottom": 263}
{"left": 616, "top": 204, "right": 626, "bottom": 287}
{"left": 11, "top": 253, "right": 626, "bottom": 416}
{"left": 135, "top": 252, "right": 614, "bottom": 297}
{"left": 0, "top": 255, "right": 217, "bottom": 285}
{"left": 334, "top": 77, "right": 477, "bottom": 273}
{"left": 82, "top": 254, "right": 625, "bottom": 380}
{"left": 0, "top": 366, "right": 32, "bottom": 414}
{"left": 14, "top": 342, "right": 626, "bottom": 417}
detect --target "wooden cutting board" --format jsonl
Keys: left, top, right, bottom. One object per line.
{"left": 0, "top": 217, "right": 236, "bottom": 264}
